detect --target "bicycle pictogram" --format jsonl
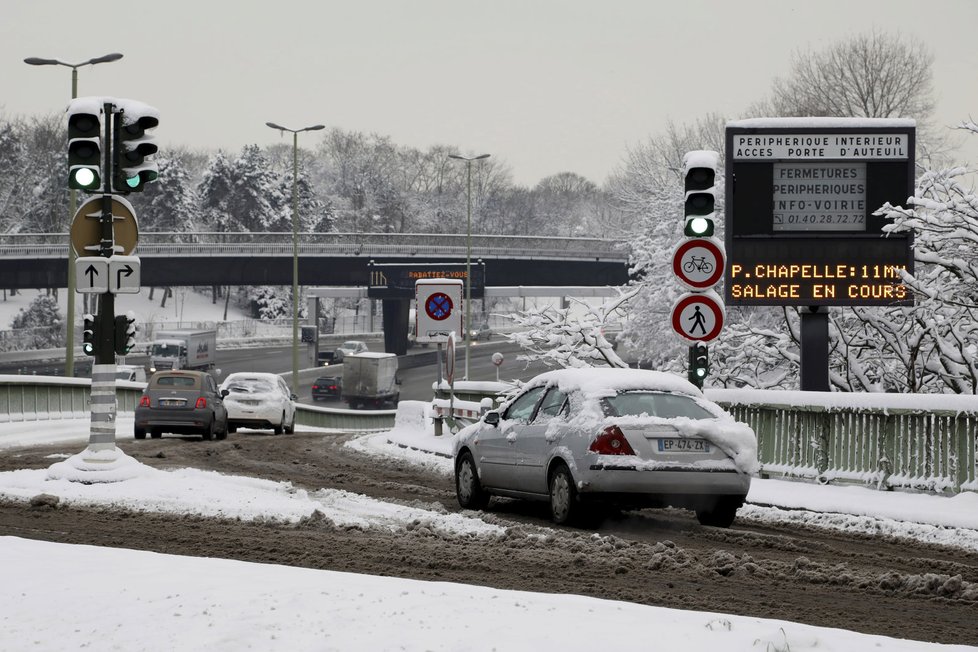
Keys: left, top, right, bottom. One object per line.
{"left": 683, "top": 255, "right": 713, "bottom": 274}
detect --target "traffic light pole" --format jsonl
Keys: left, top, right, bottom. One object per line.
{"left": 87, "top": 103, "right": 120, "bottom": 453}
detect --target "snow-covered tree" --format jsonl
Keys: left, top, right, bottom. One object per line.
{"left": 199, "top": 146, "right": 284, "bottom": 233}
{"left": 10, "top": 294, "right": 63, "bottom": 349}
{"left": 128, "top": 152, "right": 199, "bottom": 237}
{"left": 507, "top": 289, "right": 636, "bottom": 369}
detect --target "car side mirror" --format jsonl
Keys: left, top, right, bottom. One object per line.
{"left": 220, "top": 389, "right": 229, "bottom": 398}
{"left": 290, "top": 393, "right": 298, "bottom": 401}
{"left": 484, "top": 411, "right": 500, "bottom": 427}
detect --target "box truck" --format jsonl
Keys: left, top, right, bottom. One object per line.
{"left": 149, "top": 329, "right": 217, "bottom": 372}
{"left": 342, "top": 352, "right": 400, "bottom": 409}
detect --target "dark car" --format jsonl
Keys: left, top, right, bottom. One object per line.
{"left": 311, "top": 375, "right": 343, "bottom": 401}
{"left": 134, "top": 370, "right": 229, "bottom": 441}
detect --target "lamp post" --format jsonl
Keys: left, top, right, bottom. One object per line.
{"left": 448, "top": 153, "right": 490, "bottom": 380}
{"left": 24, "top": 52, "right": 124, "bottom": 378}
{"left": 266, "top": 122, "right": 325, "bottom": 393}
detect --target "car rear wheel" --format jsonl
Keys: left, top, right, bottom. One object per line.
{"left": 134, "top": 428, "right": 146, "bottom": 440}
{"left": 273, "top": 413, "right": 285, "bottom": 435}
{"left": 695, "top": 495, "right": 743, "bottom": 528}
{"left": 285, "top": 412, "right": 295, "bottom": 434}
{"left": 216, "top": 419, "right": 228, "bottom": 441}
{"left": 202, "top": 419, "right": 214, "bottom": 441}
{"left": 549, "top": 463, "right": 601, "bottom": 527}
{"left": 455, "top": 451, "right": 489, "bottom": 510}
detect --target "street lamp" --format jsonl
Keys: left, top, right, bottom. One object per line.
{"left": 266, "top": 122, "right": 326, "bottom": 393}
{"left": 24, "top": 52, "right": 124, "bottom": 377}
{"left": 448, "top": 153, "right": 490, "bottom": 380}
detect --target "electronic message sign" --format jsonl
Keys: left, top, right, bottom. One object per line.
{"left": 724, "top": 118, "right": 915, "bottom": 307}
{"left": 367, "top": 261, "right": 485, "bottom": 299}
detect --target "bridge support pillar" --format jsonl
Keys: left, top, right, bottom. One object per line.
{"left": 382, "top": 298, "right": 410, "bottom": 355}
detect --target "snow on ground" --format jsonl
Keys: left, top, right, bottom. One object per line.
{"left": 0, "top": 405, "right": 977, "bottom": 651}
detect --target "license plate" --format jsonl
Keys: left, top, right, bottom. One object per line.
{"left": 159, "top": 399, "right": 185, "bottom": 407}
{"left": 657, "top": 438, "right": 710, "bottom": 453}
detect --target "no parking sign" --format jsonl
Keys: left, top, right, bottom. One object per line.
{"left": 416, "top": 279, "right": 463, "bottom": 344}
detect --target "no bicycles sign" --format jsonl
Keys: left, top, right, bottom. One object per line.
{"left": 672, "top": 237, "right": 724, "bottom": 290}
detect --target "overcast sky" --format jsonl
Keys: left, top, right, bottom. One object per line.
{"left": 2, "top": 0, "right": 976, "bottom": 187}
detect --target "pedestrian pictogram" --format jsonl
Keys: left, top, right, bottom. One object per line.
{"left": 426, "top": 292, "right": 454, "bottom": 321}
{"left": 670, "top": 292, "right": 725, "bottom": 343}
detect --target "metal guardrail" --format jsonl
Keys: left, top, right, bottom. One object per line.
{"left": 708, "top": 389, "right": 978, "bottom": 493}
{"left": 0, "top": 377, "right": 395, "bottom": 432}
{"left": 0, "top": 232, "right": 628, "bottom": 262}
{"left": 3, "top": 377, "right": 975, "bottom": 494}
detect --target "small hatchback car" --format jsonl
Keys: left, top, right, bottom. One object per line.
{"left": 453, "top": 368, "right": 758, "bottom": 528}
{"left": 220, "top": 372, "right": 297, "bottom": 435}
{"left": 134, "top": 370, "right": 229, "bottom": 441}
{"left": 311, "top": 376, "right": 343, "bottom": 401}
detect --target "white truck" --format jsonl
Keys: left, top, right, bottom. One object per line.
{"left": 149, "top": 329, "right": 218, "bottom": 372}
{"left": 342, "top": 352, "right": 400, "bottom": 409}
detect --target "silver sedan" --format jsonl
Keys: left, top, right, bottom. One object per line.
{"left": 453, "top": 368, "right": 757, "bottom": 528}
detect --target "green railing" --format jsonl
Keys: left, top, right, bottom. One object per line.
{"left": 708, "top": 389, "right": 978, "bottom": 493}
{"left": 0, "top": 377, "right": 395, "bottom": 432}
{"left": 3, "top": 377, "right": 975, "bottom": 493}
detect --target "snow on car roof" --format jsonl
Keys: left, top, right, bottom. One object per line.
{"left": 530, "top": 367, "right": 701, "bottom": 399}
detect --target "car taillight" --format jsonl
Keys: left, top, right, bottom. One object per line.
{"left": 589, "top": 425, "right": 636, "bottom": 456}
{"left": 139, "top": 396, "right": 150, "bottom": 407}
{"left": 312, "top": 385, "right": 320, "bottom": 390}
{"left": 195, "top": 397, "right": 207, "bottom": 409}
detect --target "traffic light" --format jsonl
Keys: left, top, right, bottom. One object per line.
{"left": 82, "top": 313, "right": 96, "bottom": 356}
{"left": 112, "top": 100, "right": 159, "bottom": 193}
{"left": 688, "top": 343, "right": 709, "bottom": 388}
{"left": 66, "top": 100, "right": 104, "bottom": 192}
{"left": 114, "top": 313, "right": 137, "bottom": 356}
{"left": 683, "top": 150, "right": 718, "bottom": 237}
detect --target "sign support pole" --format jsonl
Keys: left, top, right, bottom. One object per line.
{"left": 800, "top": 307, "right": 829, "bottom": 392}
{"left": 87, "top": 102, "right": 119, "bottom": 453}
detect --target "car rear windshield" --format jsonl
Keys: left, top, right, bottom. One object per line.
{"left": 152, "top": 375, "right": 199, "bottom": 389}
{"left": 602, "top": 391, "right": 714, "bottom": 420}
{"left": 226, "top": 379, "right": 276, "bottom": 393}
{"left": 315, "top": 377, "right": 339, "bottom": 384}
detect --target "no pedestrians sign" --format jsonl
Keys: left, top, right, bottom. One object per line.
{"left": 670, "top": 291, "right": 725, "bottom": 343}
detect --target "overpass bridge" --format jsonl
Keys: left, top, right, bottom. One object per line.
{"left": 0, "top": 231, "right": 631, "bottom": 354}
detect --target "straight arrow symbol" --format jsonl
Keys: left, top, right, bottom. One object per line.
{"left": 85, "top": 264, "right": 99, "bottom": 287}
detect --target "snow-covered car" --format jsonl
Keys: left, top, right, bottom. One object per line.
{"left": 333, "top": 340, "right": 368, "bottom": 363}
{"left": 453, "top": 368, "right": 758, "bottom": 528}
{"left": 220, "top": 372, "right": 297, "bottom": 435}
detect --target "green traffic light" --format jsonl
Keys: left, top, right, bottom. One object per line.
{"left": 684, "top": 216, "right": 714, "bottom": 237}
{"left": 126, "top": 175, "right": 140, "bottom": 189}
{"left": 69, "top": 167, "right": 100, "bottom": 190}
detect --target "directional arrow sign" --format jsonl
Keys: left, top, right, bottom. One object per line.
{"left": 75, "top": 257, "right": 109, "bottom": 294}
{"left": 109, "top": 255, "right": 141, "bottom": 294}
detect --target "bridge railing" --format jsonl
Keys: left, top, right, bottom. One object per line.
{"left": 708, "top": 389, "right": 978, "bottom": 493}
{"left": 0, "top": 376, "right": 394, "bottom": 432}
{"left": 5, "top": 376, "right": 973, "bottom": 494}
{"left": 0, "top": 232, "right": 628, "bottom": 261}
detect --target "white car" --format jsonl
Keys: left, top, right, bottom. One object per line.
{"left": 220, "top": 372, "right": 297, "bottom": 435}
{"left": 333, "top": 340, "right": 368, "bottom": 363}
{"left": 453, "top": 368, "right": 758, "bottom": 528}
